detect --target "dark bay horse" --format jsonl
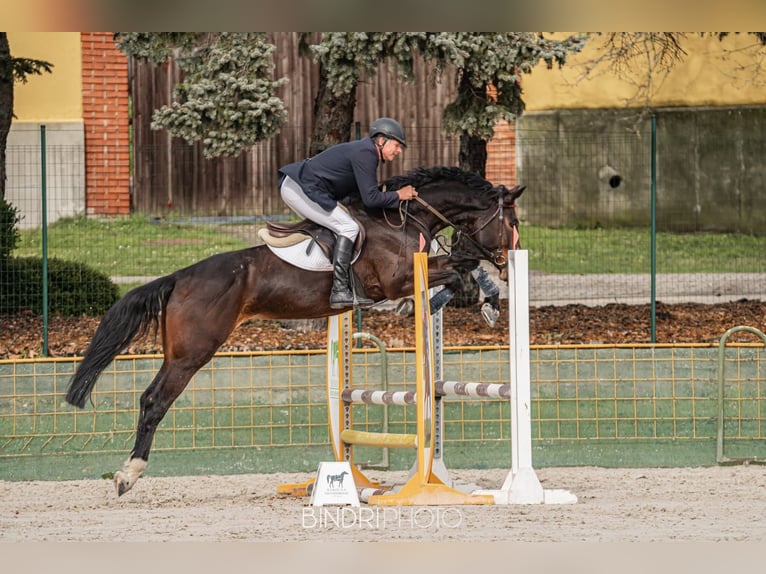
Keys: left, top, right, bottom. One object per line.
{"left": 65, "top": 165, "right": 524, "bottom": 495}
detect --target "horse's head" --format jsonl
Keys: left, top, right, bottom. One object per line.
{"left": 444, "top": 182, "right": 524, "bottom": 282}
{"left": 376, "top": 167, "right": 525, "bottom": 280}
{"left": 467, "top": 184, "right": 525, "bottom": 280}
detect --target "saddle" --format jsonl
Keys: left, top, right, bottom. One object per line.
{"left": 258, "top": 209, "right": 366, "bottom": 261}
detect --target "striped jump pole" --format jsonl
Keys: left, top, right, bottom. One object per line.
{"left": 342, "top": 381, "right": 509, "bottom": 404}
{"left": 437, "top": 380, "right": 511, "bottom": 399}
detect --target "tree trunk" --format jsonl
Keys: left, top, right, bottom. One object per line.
{"left": 453, "top": 70, "right": 488, "bottom": 177}
{"left": 0, "top": 33, "right": 13, "bottom": 201}
{"left": 452, "top": 130, "right": 488, "bottom": 302}
{"left": 452, "top": 70, "right": 487, "bottom": 306}
{"left": 458, "top": 132, "right": 487, "bottom": 178}
{"left": 309, "top": 61, "right": 357, "bottom": 156}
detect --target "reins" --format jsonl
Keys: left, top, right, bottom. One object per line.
{"left": 384, "top": 199, "right": 434, "bottom": 277}
{"left": 411, "top": 195, "right": 513, "bottom": 273}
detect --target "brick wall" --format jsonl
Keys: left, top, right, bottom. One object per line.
{"left": 486, "top": 120, "right": 517, "bottom": 186}
{"left": 80, "top": 32, "right": 130, "bottom": 216}
{"left": 484, "top": 83, "right": 517, "bottom": 186}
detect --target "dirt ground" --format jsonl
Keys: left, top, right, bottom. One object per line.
{"left": 2, "top": 465, "right": 765, "bottom": 542}
{"left": 2, "top": 299, "right": 765, "bottom": 359}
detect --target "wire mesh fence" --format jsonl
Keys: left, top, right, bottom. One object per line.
{"left": 1, "top": 121, "right": 765, "bottom": 356}
{"left": 1, "top": 343, "right": 764, "bottom": 479}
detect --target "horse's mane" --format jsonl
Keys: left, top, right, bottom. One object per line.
{"left": 380, "top": 166, "right": 494, "bottom": 195}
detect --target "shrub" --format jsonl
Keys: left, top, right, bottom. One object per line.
{"left": 0, "top": 198, "right": 21, "bottom": 261}
{"left": 0, "top": 256, "right": 119, "bottom": 316}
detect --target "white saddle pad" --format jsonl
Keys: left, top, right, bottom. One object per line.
{"left": 265, "top": 237, "right": 334, "bottom": 272}
{"left": 258, "top": 228, "right": 360, "bottom": 272}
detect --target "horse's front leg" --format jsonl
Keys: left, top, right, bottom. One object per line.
{"left": 394, "top": 255, "right": 473, "bottom": 316}
{"left": 396, "top": 255, "right": 502, "bottom": 328}
{"left": 471, "top": 265, "right": 502, "bottom": 327}
{"left": 436, "top": 254, "right": 503, "bottom": 324}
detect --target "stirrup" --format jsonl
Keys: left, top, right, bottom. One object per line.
{"left": 349, "top": 268, "right": 374, "bottom": 309}
{"left": 352, "top": 294, "right": 375, "bottom": 309}
{"left": 330, "top": 288, "right": 354, "bottom": 309}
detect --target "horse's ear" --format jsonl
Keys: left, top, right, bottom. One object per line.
{"left": 509, "top": 185, "right": 526, "bottom": 201}
{"left": 502, "top": 184, "right": 525, "bottom": 205}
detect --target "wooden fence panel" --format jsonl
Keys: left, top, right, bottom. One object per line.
{"left": 130, "top": 33, "right": 462, "bottom": 217}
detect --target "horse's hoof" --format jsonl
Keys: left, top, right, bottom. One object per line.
{"left": 394, "top": 298, "right": 414, "bottom": 317}
{"left": 481, "top": 302, "right": 500, "bottom": 328}
{"left": 112, "top": 458, "right": 146, "bottom": 496}
{"left": 114, "top": 471, "right": 131, "bottom": 496}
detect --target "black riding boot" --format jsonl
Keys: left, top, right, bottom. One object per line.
{"left": 330, "top": 236, "right": 374, "bottom": 309}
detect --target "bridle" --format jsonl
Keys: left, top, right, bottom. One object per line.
{"left": 411, "top": 188, "right": 521, "bottom": 275}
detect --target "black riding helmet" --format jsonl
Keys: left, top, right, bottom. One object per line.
{"left": 369, "top": 117, "right": 407, "bottom": 147}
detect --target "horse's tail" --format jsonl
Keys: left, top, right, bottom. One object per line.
{"left": 65, "top": 275, "right": 176, "bottom": 408}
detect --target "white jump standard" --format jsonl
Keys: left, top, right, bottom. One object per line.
{"left": 469, "top": 250, "right": 576, "bottom": 504}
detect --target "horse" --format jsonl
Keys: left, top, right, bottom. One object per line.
{"left": 327, "top": 471, "right": 349, "bottom": 488}
{"left": 65, "top": 165, "right": 524, "bottom": 496}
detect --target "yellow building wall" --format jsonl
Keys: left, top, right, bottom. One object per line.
{"left": 11, "top": 32, "right": 762, "bottom": 119}
{"left": 523, "top": 33, "right": 766, "bottom": 111}
{"left": 8, "top": 32, "right": 82, "bottom": 121}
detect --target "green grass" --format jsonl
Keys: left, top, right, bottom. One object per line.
{"left": 523, "top": 225, "right": 766, "bottom": 274}
{"left": 15, "top": 214, "right": 251, "bottom": 277}
{"left": 14, "top": 215, "right": 766, "bottom": 277}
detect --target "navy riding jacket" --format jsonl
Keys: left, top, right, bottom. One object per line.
{"left": 278, "top": 138, "right": 401, "bottom": 212}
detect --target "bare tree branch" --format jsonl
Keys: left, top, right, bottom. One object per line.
{"left": 566, "top": 33, "right": 689, "bottom": 107}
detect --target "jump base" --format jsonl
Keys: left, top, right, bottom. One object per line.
{"left": 474, "top": 467, "right": 577, "bottom": 505}
{"left": 368, "top": 473, "right": 494, "bottom": 506}
{"left": 278, "top": 464, "right": 388, "bottom": 497}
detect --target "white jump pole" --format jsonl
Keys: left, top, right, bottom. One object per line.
{"left": 505, "top": 249, "right": 543, "bottom": 502}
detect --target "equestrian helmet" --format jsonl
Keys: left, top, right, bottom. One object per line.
{"left": 369, "top": 117, "right": 407, "bottom": 147}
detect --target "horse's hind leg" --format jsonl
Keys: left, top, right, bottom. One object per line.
{"left": 114, "top": 359, "right": 202, "bottom": 496}
{"left": 113, "top": 273, "right": 249, "bottom": 495}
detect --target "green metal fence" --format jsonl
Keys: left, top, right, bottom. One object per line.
{"left": 2, "top": 341, "right": 764, "bottom": 481}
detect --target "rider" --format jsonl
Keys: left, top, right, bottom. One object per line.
{"left": 278, "top": 117, "right": 418, "bottom": 309}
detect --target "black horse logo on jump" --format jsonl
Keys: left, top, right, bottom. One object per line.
{"left": 327, "top": 470, "right": 349, "bottom": 489}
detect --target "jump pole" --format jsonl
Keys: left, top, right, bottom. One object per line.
{"left": 304, "top": 252, "right": 491, "bottom": 504}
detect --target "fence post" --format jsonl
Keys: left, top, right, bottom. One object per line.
{"left": 650, "top": 114, "right": 657, "bottom": 343}
{"left": 40, "top": 124, "right": 49, "bottom": 357}
{"left": 716, "top": 325, "right": 766, "bottom": 464}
